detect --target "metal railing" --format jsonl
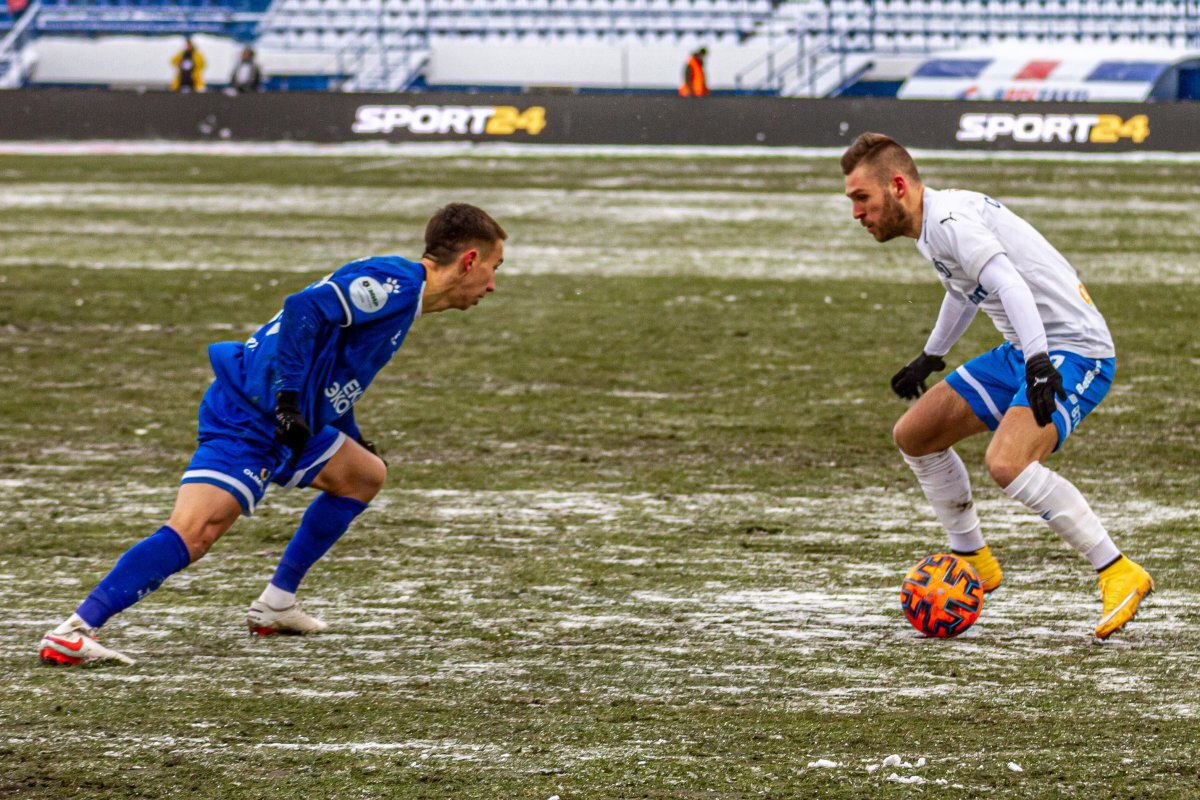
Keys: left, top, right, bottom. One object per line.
{"left": 0, "top": 1, "right": 41, "bottom": 88}
{"left": 735, "top": 28, "right": 860, "bottom": 97}
{"left": 336, "top": 28, "right": 430, "bottom": 92}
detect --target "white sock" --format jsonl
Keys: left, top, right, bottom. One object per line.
{"left": 53, "top": 613, "right": 92, "bottom": 635}
{"left": 901, "top": 448, "right": 986, "bottom": 553}
{"left": 258, "top": 583, "right": 296, "bottom": 611}
{"left": 1004, "top": 461, "right": 1120, "bottom": 569}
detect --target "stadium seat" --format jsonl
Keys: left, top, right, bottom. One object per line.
{"left": 29, "top": 0, "right": 1183, "bottom": 93}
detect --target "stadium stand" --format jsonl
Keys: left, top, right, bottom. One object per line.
{"left": 1, "top": 0, "right": 1198, "bottom": 94}
{"left": 253, "top": 0, "right": 779, "bottom": 90}
{"left": 35, "top": 0, "right": 270, "bottom": 39}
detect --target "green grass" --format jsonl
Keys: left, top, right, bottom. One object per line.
{"left": 1, "top": 151, "right": 1198, "bottom": 799}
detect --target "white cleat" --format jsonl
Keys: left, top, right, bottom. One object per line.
{"left": 39, "top": 625, "right": 135, "bottom": 667}
{"left": 246, "top": 600, "right": 328, "bottom": 636}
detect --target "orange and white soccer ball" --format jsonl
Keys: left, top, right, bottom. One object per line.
{"left": 899, "top": 553, "right": 985, "bottom": 638}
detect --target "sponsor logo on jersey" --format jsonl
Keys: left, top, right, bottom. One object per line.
{"left": 350, "top": 277, "right": 387, "bottom": 313}
{"left": 968, "top": 284, "right": 989, "bottom": 305}
{"left": 352, "top": 105, "right": 547, "bottom": 136}
{"left": 956, "top": 113, "right": 1150, "bottom": 144}
{"left": 243, "top": 467, "right": 271, "bottom": 490}
{"left": 326, "top": 379, "right": 364, "bottom": 415}
{"left": 1075, "top": 361, "right": 1103, "bottom": 395}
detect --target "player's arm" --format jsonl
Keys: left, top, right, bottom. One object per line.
{"left": 273, "top": 281, "right": 351, "bottom": 396}
{"left": 891, "top": 291, "right": 976, "bottom": 400}
{"left": 272, "top": 282, "right": 350, "bottom": 465}
{"left": 892, "top": 203, "right": 1003, "bottom": 400}
{"left": 925, "top": 290, "right": 978, "bottom": 358}
{"left": 976, "top": 253, "right": 1065, "bottom": 426}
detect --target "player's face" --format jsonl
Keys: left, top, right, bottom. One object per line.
{"left": 455, "top": 239, "right": 503, "bottom": 309}
{"left": 845, "top": 166, "right": 911, "bottom": 243}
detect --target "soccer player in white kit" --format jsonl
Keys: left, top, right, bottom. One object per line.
{"left": 841, "top": 132, "right": 1153, "bottom": 639}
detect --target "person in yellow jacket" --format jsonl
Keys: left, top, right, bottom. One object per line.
{"left": 171, "top": 36, "right": 206, "bottom": 92}
{"left": 679, "top": 47, "right": 709, "bottom": 97}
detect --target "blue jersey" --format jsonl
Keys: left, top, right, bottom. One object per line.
{"left": 207, "top": 256, "right": 425, "bottom": 442}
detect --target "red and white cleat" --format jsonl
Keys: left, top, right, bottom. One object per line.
{"left": 246, "top": 600, "right": 328, "bottom": 636}
{"left": 39, "top": 625, "right": 135, "bottom": 666}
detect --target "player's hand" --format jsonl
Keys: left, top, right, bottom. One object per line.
{"left": 891, "top": 352, "right": 946, "bottom": 399}
{"left": 357, "top": 436, "right": 387, "bottom": 467}
{"left": 1025, "top": 352, "right": 1066, "bottom": 427}
{"left": 274, "top": 390, "right": 311, "bottom": 469}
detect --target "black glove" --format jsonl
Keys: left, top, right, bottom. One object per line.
{"left": 891, "top": 352, "right": 946, "bottom": 399}
{"left": 1025, "top": 352, "right": 1066, "bottom": 427}
{"left": 357, "top": 436, "right": 387, "bottom": 467}
{"left": 274, "top": 390, "right": 312, "bottom": 469}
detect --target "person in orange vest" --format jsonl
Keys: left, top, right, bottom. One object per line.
{"left": 679, "top": 47, "right": 709, "bottom": 97}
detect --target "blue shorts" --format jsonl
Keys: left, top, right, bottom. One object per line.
{"left": 180, "top": 382, "right": 347, "bottom": 516}
{"left": 944, "top": 342, "right": 1115, "bottom": 452}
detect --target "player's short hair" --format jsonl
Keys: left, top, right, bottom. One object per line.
{"left": 840, "top": 132, "right": 921, "bottom": 185}
{"left": 423, "top": 204, "right": 508, "bottom": 265}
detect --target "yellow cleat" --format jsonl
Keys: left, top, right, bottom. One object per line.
{"left": 955, "top": 545, "right": 1003, "bottom": 594}
{"left": 1095, "top": 556, "right": 1154, "bottom": 640}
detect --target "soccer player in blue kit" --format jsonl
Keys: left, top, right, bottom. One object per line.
{"left": 841, "top": 133, "right": 1153, "bottom": 639}
{"left": 40, "top": 204, "right": 507, "bottom": 665}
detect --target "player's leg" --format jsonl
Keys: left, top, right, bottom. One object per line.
{"left": 248, "top": 435, "right": 385, "bottom": 635}
{"left": 893, "top": 380, "right": 989, "bottom": 457}
{"left": 41, "top": 381, "right": 274, "bottom": 667}
{"left": 39, "top": 483, "right": 243, "bottom": 666}
{"left": 892, "top": 379, "right": 1002, "bottom": 589}
{"left": 988, "top": 353, "right": 1151, "bottom": 638}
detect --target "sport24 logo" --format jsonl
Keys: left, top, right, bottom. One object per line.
{"left": 957, "top": 113, "right": 1149, "bottom": 144}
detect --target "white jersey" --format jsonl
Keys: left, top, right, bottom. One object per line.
{"left": 915, "top": 188, "right": 1114, "bottom": 358}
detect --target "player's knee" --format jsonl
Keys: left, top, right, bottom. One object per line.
{"left": 985, "top": 449, "right": 1029, "bottom": 489}
{"left": 344, "top": 456, "right": 386, "bottom": 502}
{"left": 893, "top": 414, "right": 928, "bottom": 456}
{"left": 361, "top": 457, "right": 386, "bottom": 498}
{"left": 175, "top": 520, "right": 230, "bottom": 562}
{"left": 168, "top": 509, "right": 239, "bottom": 563}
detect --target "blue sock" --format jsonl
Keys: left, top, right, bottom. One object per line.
{"left": 270, "top": 494, "right": 368, "bottom": 593}
{"left": 76, "top": 525, "right": 192, "bottom": 629}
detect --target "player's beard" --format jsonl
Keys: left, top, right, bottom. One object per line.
{"left": 872, "top": 192, "right": 913, "bottom": 242}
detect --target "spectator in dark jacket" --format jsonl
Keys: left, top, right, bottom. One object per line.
{"left": 230, "top": 46, "right": 262, "bottom": 93}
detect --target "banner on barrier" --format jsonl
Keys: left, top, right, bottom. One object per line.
{"left": 0, "top": 90, "right": 1194, "bottom": 151}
